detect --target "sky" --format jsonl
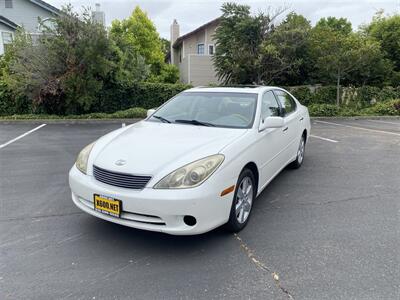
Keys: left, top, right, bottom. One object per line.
{"left": 46, "top": 0, "right": 400, "bottom": 39}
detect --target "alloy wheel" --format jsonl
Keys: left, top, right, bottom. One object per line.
{"left": 235, "top": 176, "right": 253, "bottom": 224}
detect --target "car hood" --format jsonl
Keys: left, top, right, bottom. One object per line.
{"left": 93, "top": 121, "right": 247, "bottom": 175}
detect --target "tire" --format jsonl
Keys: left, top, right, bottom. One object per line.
{"left": 226, "top": 169, "right": 256, "bottom": 232}
{"left": 290, "top": 134, "right": 306, "bottom": 169}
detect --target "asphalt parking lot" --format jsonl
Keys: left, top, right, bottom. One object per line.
{"left": 1, "top": 118, "right": 399, "bottom": 299}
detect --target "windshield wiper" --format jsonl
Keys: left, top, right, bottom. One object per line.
{"left": 175, "top": 119, "right": 216, "bottom": 127}
{"left": 152, "top": 115, "right": 171, "bottom": 123}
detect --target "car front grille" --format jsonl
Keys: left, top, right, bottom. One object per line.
{"left": 93, "top": 165, "right": 151, "bottom": 189}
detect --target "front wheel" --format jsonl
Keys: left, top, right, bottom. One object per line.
{"left": 226, "top": 169, "right": 256, "bottom": 232}
{"left": 290, "top": 134, "right": 306, "bottom": 169}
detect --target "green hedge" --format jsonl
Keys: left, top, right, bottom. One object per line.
{"left": 361, "top": 99, "right": 400, "bottom": 116}
{"left": 309, "top": 99, "right": 400, "bottom": 117}
{"left": 1, "top": 80, "right": 400, "bottom": 117}
{"left": 0, "top": 82, "right": 32, "bottom": 115}
{"left": 0, "top": 81, "right": 190, "bottom": 116}
{"left": 93, "top": 82, "right": 191, "bottom": 113}
{"left": 289, "top": 85, "right": 400, "bottom": 107}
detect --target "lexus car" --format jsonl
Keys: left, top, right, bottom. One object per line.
{"left": 69, "top": 86, "right": 311, "bottom": 235}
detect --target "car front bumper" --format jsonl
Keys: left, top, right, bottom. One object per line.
{"left": 69, "top": 165, "right": 234, "bottom": 235}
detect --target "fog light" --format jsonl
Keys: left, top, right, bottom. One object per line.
{"left": 183, "top": 215, "right": 197, "bottom": 226}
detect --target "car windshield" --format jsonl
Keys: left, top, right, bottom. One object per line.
{"left": 149, "top": 92, "right": 258, "bottom": 129}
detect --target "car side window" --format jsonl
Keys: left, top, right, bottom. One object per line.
{"left": 274, "top": 90, "right": 297, "bottom": 116}
{"left": 261, "top": 91, "right": 280, "bottom": 121}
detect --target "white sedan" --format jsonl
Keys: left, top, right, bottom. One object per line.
{"left": 69, "top": 86, "right": 310, "bottom": 235}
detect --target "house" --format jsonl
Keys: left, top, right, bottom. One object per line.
{"left": 170, "top": 18, "right": 221, "bottom": 86}
{"left": 0, "top": 0, "right": 60, "bottom": 55}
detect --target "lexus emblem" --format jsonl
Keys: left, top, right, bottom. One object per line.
{"left": 115, "top": 159, "right": 126, "bottom": 166}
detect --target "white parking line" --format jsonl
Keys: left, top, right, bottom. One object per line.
{"left": 310, "top": 135, "right": 338, "bottom": 143}
{"left": 0, "top": 124, "right": 47, "bottom": 149}
{"left": 367, "top": 119, "right": 400, "bottom": 126}
{"left": 315, "top": 120, "right": 400, "bottom": 137}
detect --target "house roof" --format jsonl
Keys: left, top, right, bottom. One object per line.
{"left": 173, "top": 17, "right": 221, "bottom": 48}
{"left": 29, "top": 0, "right": 61, "bottom": 15}
{"left": 0, "top": 15, "right": 19, "bottom": 30}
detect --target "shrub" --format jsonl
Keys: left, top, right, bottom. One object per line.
{"left": 3, "top": 7, "right": 128, "bottom": 115}
{"left": 289, "top": 86, "right": 313, "bottom": 105}
{"left": 0, "top": 81, "right": 32, "bottom": 116}
{"left": 309, "top": 99, "right": 400, "bottom": 116}
{"left": 290, "top": 85, "right": 400, "bottom": 108}
{"left": 308, "top": 104, "right": 340, "bottom": 116}
{"left": 354, "top": 85, "right": 382, "bottom": 108}
{"left": 290, "top": 85, "right": 339, "bottom": 105}
{"left": 0, "top": 82, "right": 13, "bottom": 115}
{"left": 362, "top": 99, "right": 400, "bottom": 116}
{"left": 95, "top": 82, "right": 190, "bottom": 112}
{"left": 1, "top": 80, "right": 190, "bottom": 116}
{"left": 109, "top": 107, "right": 147, "bottom": 118}
{"left": 312, "top": 86, "right": 337, "bottom": 104}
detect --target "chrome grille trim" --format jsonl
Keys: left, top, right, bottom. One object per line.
{"left": 93, "top": 165, "right": 151, "bottom": 189}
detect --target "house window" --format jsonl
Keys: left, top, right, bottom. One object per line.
{"left": 2, "top": 32, "right": 13, "bottom": 52}
{"left": 38, "top": 18, "right": 56, "bottom": 32}
{"left": 208, "top": 44, "right": 214, "bottom": 55}
{"left": 197, "top": 43, "right": 204, "bottom": 55}
{"left": 5, "top": 0, "right": 13, "bottom": 8}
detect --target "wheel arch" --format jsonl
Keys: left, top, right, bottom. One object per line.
{"left": 302, "top": 129, "right": 308, "bottom": 143}
{"left": 241, "top": 162, "right": 259, "bottom": 193}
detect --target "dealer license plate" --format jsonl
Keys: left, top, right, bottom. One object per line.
{"left": 94, "top": 194, "right": 122, "bottom": 217}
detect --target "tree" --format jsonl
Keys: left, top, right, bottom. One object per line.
{"left": 110, "top": 7, "right": 164, "bottom": 67}
{"left": 308, "top": 24, "right": 392, "bottom": 105}
{"left": 160, "top": 38, "right": 171, "bottom": 63}
{"left": 3, "top": 5, "right": 119, "bottom": 114}
{"left": 364, "top": 13, "right": 400, "bottom": 73}
{"left": 315, "top": 17, "right": 352, "bottom": 35}
{"left": 214, "top": 3, "right": 306, "bottom": 85}
{"left": 268, "top": 13, "right": 311, "bottom": 85}
{"left": 213, "top": 3, "right": 261, "bottom": 84}
{"left": 110, "top": 6, "right": 178, "bottom": 83}
{"left": 347, "top": 35, "right": 394, "bottom": 86}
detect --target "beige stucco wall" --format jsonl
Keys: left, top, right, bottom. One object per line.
{"left": 182, "top": 23, "right": 217, "bottom": 58}
{"left": 173, "top": 21, "right": 220, "bottom": 86}
{"left": 205, "top": 22, "right": 218, "bottom": 52}
{"left": 179, "top": 56, "right": 189, "bottom": 83}
{"left": 183, "top": 30, "right": 205, "bottom": 58}
{"left": 188, "top": 55, "right": 219, "bottom": 86}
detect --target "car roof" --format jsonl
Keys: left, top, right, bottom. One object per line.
{"left": 186, "top": 86, "right": 282, "bottom": 94}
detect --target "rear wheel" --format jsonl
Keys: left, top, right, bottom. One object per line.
{"left": 290, "top": 134, "right": 306, "bottom": 169}
{"left": 226, "top": 169, "right": 256, "bottom": 232}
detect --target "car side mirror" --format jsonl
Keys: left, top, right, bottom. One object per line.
{"left": 259, "top": 116, "right": 284, "bottom": 131}
{"left": 147, "top": 108, "right": 156, "bottom": 118}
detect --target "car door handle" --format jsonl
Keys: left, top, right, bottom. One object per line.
{"left": 283, "top": 127, "right": 288, "bottom": 132}
{"left": 299, "top": 117, "right": 304, "bottom": 121}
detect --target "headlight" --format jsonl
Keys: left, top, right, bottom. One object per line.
{"left": 76, "top": 142, "right": 95, "bottom": 174}
{"left": 154, "top": 154, "right": 224, "bottom": 189}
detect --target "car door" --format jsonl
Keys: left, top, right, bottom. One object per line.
{"left": 257, "top": 91, "right": 288, "bottom": 187}
{"left": 273, "top": 90, "right": 301, "bottom": 163}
